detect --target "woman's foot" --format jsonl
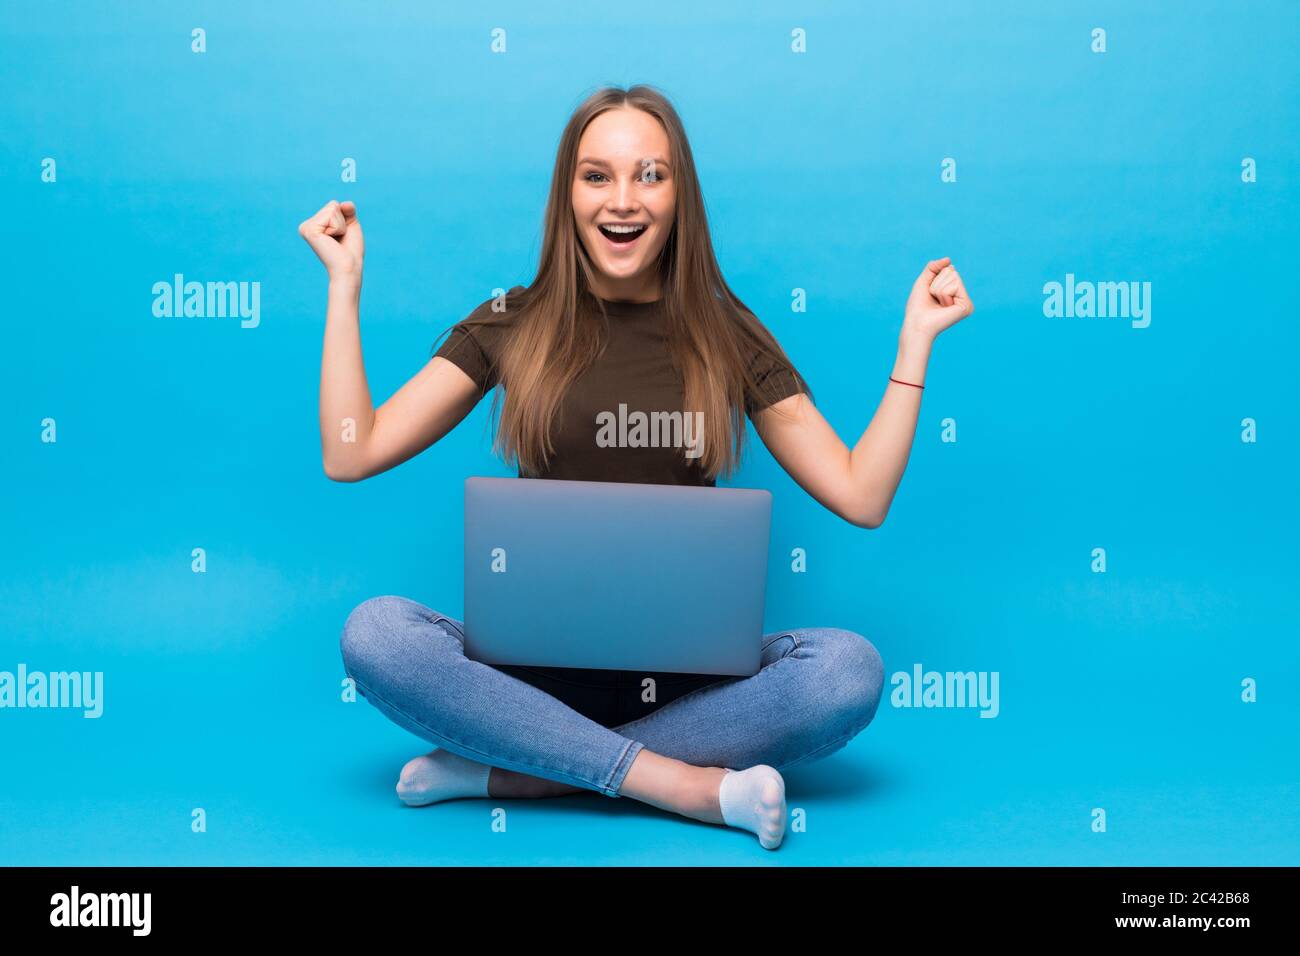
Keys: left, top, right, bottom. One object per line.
{"left": 396, "top": 748, "right": 492, "bottom": 806}
{"left": 396, "top": 747, "right": 789, "bottom": 849}
{"left": 621, "top": 750, "right": 789, "bottom": 849}
{"left": 717, "top": 765, "right": 787, "bottom": 849}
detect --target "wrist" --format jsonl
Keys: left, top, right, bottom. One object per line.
{"left": 898, "top": 322, "right": 934, "bottom": 354}
{"left": 329, "top": 275, "right": 362, "bottom": 299}
{"left": 892, "top": 330, "right": 932, "bottom": 386}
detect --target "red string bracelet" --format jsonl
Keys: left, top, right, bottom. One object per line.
{"left": 889, "top": 376, "right": 924, "bottom": 389}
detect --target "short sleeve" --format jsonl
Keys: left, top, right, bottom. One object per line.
{"left": 744, "top": 340, "right": 808, "bottom": 418}
{"left": 431, "top": 286, "right": 525, "bottom": 395}
{"left": 434, "top": 324, "right": 497, "bottom": 394}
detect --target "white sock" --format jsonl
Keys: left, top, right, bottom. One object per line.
{"left": 718, "top": 765, "right": 787, "bottom": 849}
{"left": 396, "top": 748, "right": 492, "bottom": 805}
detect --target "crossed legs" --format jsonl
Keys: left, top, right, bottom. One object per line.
{"left": 341, "top": 595, "right": 885, "bottom": 847}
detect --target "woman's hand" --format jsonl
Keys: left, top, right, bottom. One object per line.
{"left": 901, "top": 256, "right": 974, "bottom": 345}
{"left": 299, "top": 199, "right": 365, "bottom": 284}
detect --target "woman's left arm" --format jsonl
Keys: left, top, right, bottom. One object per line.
{"left": 753, "top": 256, "right": 975, "bottom": 528}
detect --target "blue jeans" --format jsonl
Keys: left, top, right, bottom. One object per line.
{"left": 339, "top": 595, "right": 885, "bottom": 798}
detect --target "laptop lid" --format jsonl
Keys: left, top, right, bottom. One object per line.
{"left": 463, "top": 476, "right": 772, "bottom": 676}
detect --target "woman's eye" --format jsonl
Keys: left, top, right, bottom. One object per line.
{"left": 582, "top": 170, "right": 663, "bottom": 184}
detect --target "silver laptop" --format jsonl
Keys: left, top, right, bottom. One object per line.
{"left": 463, "top": 476, "right": 772, "bottom": 676}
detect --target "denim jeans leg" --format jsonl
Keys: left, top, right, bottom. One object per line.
{"left": 339, "top": 595, "right": 645, "bottom": 798}
{"left": 607, "top": 626, "right": 886, "bottom": 774}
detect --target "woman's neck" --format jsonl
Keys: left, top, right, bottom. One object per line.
{"left": 587, "top": 275, "right": 662, "bottom": 304}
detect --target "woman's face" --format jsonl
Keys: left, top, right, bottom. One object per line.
{"left": 572, "top": 106, "right": 676, "bottom": 301}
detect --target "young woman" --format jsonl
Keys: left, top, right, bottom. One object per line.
{"left": 299, "top": 85, "right": 974, "bottom": 850}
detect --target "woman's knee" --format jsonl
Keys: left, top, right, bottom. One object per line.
{"left": 339, "top": 594, "right": 433, "bottom": 682}
{"left": 800, "top": 626, "right": 885, "bottom": 732}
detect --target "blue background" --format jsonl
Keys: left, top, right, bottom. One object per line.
{"left": 2, "top": 0, "right": 1297, "bottom": 865}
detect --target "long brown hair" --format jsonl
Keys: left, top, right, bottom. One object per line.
{"left": 442, "top": 83, "right": 809, "bottom": 481}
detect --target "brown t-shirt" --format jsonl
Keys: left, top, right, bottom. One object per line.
{"left": 432, "top": 286, "right": 808, "bottom": 486}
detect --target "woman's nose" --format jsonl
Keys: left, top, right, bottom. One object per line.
{"left": 611, "top": 176, "right": 639, "bottom": 211}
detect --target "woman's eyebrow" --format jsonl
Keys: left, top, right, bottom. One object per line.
{"left": 577, "top": 155, "right": 672, "bottom": 170}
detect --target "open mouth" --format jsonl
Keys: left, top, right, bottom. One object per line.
{"left": 598, "top": 224, "right": 647, "bottom": 245}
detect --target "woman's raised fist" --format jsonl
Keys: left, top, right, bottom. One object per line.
{"left": 298, "top": 199, "right": 365, "bottom": 282}
{"left": 902, "top": 256, "right": 974, "bottom": 343}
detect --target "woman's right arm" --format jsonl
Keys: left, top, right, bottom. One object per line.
{"left": 300, "top": 200, "right": 482, "bottom": 483}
